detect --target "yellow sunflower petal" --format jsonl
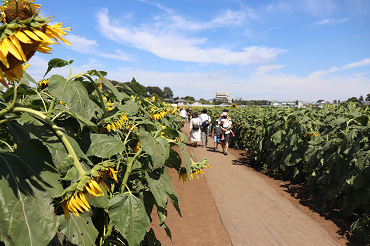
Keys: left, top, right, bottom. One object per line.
{"left": 90, "top": 180, "right": 104, "bottom": 194}
{"left": 70, "top": 195, "right": 84, "bottom": 212}
{"left": 0, "top": 50, "right": 9, "bottom": 68}
{"left": 9, "top": 35, "right": 27, "bottom": 62}
{"left": 84, "top": 191, "right": 92, "bottom": 201}
{"left": 2, "top": 37, "right": 22, "bottom": 61}
{"left": 62, "top": 201, "right": 70, "bottom": 219}
{"left": 23, "top": 29, "right": 42, "bottom": 41}
{"left": 109, "top": 167, "right": 118, "bottom": 183}
{"left": 32, "top": 29, "right": 58, "bottom": 44}
{"left": 14, "top": 30, "right": 32, "bottom": 44}
{"left": 85, "top": 183, "right": 99, "bottom": 197}
{"left": 76, "top": 193, "right": 90, "bottom": 211}
{"left": 100, "top": 181, "right": 110, "bottom": 192}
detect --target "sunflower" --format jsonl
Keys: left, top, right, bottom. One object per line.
{"left": 61, "top": 163, "right": 118, "bottom": 219}
{"left": 0, "top": 0, "right": 71, "bottom": 88}
{"left": 178, "top": 158, "right": 210, "bottom": 183}
{"left": 99, "top": 112, "right": 130, "bottom": 133}
{"left": 38, "top": 78, "right": 48, "bottom": 89}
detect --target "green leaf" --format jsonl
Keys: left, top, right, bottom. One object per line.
{"left": 178, "top": 141, "right": 192, "bottom": 178}
{"left": 145, "top": 168, "right": 181, "bottom": 216}
{"left": 80, "top": 133, "right": 125, "bottom": 158}
{"left": 140, "top": 130, "right": 170, "bottom": 169}
{"left": 17, "top": 113, "right": 93, "bottom": 168}
{"left": 93, "top": 70, "right": 130, "bottom": 102}
{"left": 21, "top": 71, "right": 37, "bottom": 85}
{"left": 0, "top": 139, "right": 62, "bottom": 246}
{"left": 131, "top": 77, "right": 146, "bottom": 95}
{"left": 272, "top": 130, "right": 284, "bottom": 145}
{"left": 142, "top": 228, "right": 161, "bottom": 246}
{"left": 164, "top": 148, "right": 181, "bottom": 171}
{"left": 48, "top": 75, "right": 95, "bottom": 121}
{"left": 6, "top": 120, "right": 30, "bottom": 145}
{"left": 117, "top": 100, "right": 139, "bottom": 115}
{"left": 44, "top": 58, "right": 73, "bottom": 77}
{"left": 108, "top": 193, "right": 150, "bottom": 246}
{"left": 59, "top": 211, "right": 98, "bottom": 246}
{"left": 54, "top": 107, "right": 98, "bottom": 133}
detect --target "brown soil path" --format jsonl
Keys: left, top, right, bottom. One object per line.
{"left": 150, "top": 123, "right": 359, "bottom": 245}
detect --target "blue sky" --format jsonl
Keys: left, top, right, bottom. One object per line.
{"left": 27, "top": 0, "right": 370, "bottom": 102}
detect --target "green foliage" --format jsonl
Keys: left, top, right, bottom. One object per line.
{"left": 203, "top": 104, "right": 370, "bottom": 242}
{"left": 350, "top": 214, "right": 370, "bottom": 244}
{"left": 0, "top": 58, "right": 194, "bottom": 246}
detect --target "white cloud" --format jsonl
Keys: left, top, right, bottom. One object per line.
{"left": 64, "top": 34, "right": 134, "bottom": 62}
{"left": 25, "top": 56, "right": 369, "bottom": 102}
{"left": 310, "top": 58, "right": 370, "bottom": 77}
{"left": 96, "top": 9, "right": 286, "bottom": 65}
{"left": 315, "top": 17, "right": 352, "bottom": 24}
{"left": 255, "top": 65, "right": 285, "bottom": 76}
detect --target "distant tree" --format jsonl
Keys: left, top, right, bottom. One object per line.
{"left": 163, "top": 87, "right": 174, "bottom": 99}
{"left": 338, "top": 100, "right": 341, "bottom": 103}
{"left": 173, "top": 96, "right": 179, "bottom": 101}
{"left": 333, "top": 99, "right": 337, "bottom": 104}
{"left": 181, "top": 96, "right": 195, "bottom": 103}
{"left": 199, "top": 98, "right": 211, "bottom": 104}
{"left": 295, "top": 100, "right": 298, "bottom": 105}
{"left": 146, "top": 86, "right": 164, "bottom": 98}
{"left": 366, "top": 94, "right": 370, "bottom": 101}
{"left": 348, "top": 97, "right": 359, "bottom": 103}
{"left": 359, "top": 95, "right": 364, "bottom": 101}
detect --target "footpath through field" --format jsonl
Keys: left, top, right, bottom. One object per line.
{"left": 150, "top": 122, "right": 340, "bottom": 245}
{"left": 189, "top": 122, "right": 339, "bottom": 246}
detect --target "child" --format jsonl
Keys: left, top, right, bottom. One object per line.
{"left": 211, "top": 121, "right": 221, "bottom": 150}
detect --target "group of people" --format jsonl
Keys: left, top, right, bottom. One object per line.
{"left": 186, "top": 108, "right": 233, "bottom": 155}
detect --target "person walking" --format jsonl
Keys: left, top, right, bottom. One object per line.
{"left": 219, "top": 111, "right": 232, "bottom": 155}
{"left": 200, "top": 109, "right": 211, "bottom": 147}
{"left": 189, "top": 112, "right": 201, "bottom": 147}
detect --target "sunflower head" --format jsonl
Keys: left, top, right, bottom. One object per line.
{"left": 38, "top": 79, "right": 48, "bottom": 89}
{"left": 0, "top": 0, "right": 70, "bottom": 88}
{"left": 60, "top": 162, "right": 118, "bottom": 219}
{"left": 1, "top": 0, "right": 40, "bottom": 24}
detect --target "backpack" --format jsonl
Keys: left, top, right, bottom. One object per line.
{"left": 192, "top": 122, "right": 199, "bottom": 130}
{"left": 202, "top": 120, "right": 210, "bottom": 129}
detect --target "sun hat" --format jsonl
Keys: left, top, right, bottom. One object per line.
{"left": 220, "top": 112, "right": 228, "bottom": 117}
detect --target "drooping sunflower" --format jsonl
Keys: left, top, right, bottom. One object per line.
{"left": 60, "top": 162, "right": 118, "bottom": 219}
{"left": 0, "top": 0, "right": 71, "bottom": 88}
{"left": 178, "top": 158, "right": 210, "bottom": 182}
{"left": 98, "top": 112, "right": 130, "bottom": 133}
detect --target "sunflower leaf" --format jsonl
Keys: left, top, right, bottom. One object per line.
{"left": 0, "top": 139, "right": 62, "bottom": 246}
{"left": 59, "top": 211, "right": 98, "bottom": 246}
{"left": 44, "top": 58, "right": 73, "bottom": 77}
{"left": 108, "top": 193, "right": 150, "bottom": 246}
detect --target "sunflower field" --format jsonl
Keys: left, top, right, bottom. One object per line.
{"left": 202, "top": 104, "right": 370, "bottom": 243}
{"left": 0, "top": 1, "right": 210, "bottom": 245}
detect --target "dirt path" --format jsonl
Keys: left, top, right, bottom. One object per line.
{"left": 150, "top": 123, "right": 359, "bottom": 245}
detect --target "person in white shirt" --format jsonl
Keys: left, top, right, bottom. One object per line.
{"left": 199, "top": 109, "right": 211, "bottom": 148}
{"left": 180, "top": 108, "right": 187, "bottom": 121}
{"left": 189, "top": 112, "right": 201, "bottom": 147}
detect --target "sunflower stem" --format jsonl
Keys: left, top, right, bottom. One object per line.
{"left": 11, "top": 107, "right": 86, "bottom": 178}
{"left": 47, "top": 97, "right": 56, "bottom": 118}
{"left": 84, "top": 75, "right": 108, "bottom": 118}
{"left": 0, "top": 83, "right": 18, "bottom": 118}
{"left": 120, "top": 148, "right": 143, "bottom": 193}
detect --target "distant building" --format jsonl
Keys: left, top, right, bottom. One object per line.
{"left": 174, "top": 99, "right": 188, "bottom": 106}
{"left": 216, "top": 92, "right": 231, "bottom": 103}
